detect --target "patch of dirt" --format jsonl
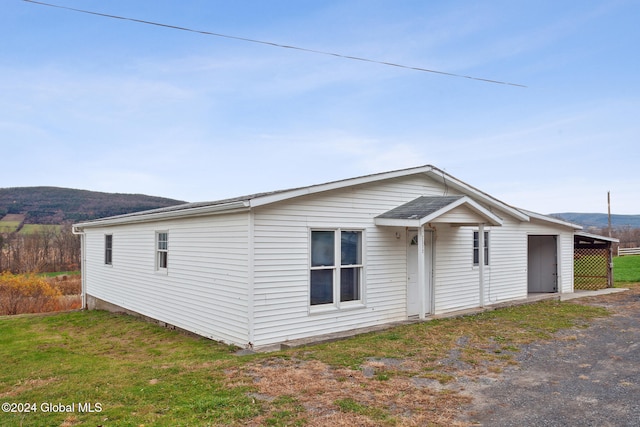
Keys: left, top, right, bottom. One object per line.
{"left": 0, "top": 377, "right": 58, "bottom": 398}
{"left": 227, "top": 358, "right": 471, "bottom": 426}
{"left": 224, "top": 286, "right": 640, "bottom": 426}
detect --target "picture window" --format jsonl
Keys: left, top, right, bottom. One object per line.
{"left": 310, "top": 229, "right": 363, "bottom": 306}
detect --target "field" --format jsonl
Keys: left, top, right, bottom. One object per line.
{"left": 0, "top": 296, "right": 611, "bottom": 426}
{"left": 0, "top": 220, "right": 21, "bottom": 233}
{"left": 0, "top": 214, "right": 24, "bottom": 233}
{"left": 614, "top": 255, "right": 640, "bottom": 283}
{"left": 18, "top": 224, "right": 62, "bottom": 234}
{"left": 0, "top": 214, "right": 61, "bottom": 234}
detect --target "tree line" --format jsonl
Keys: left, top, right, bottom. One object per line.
{"left": 592, "top": 225, "right": 640, "bottom": 249}
{"left": 0, "top": 225, "right": 80, "bottom": 273}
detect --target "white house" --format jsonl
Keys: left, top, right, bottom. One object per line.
{"left": 72, "top": 165, "right": 582, "bottom": 350}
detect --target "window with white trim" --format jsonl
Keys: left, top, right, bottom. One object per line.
{"left": 104, "top": 234, "right": 113, "bottom": 265}
{"left": 310, "top": 229, "right": 363, "bottom": 306}
{"left": 156, "top": 232, "right": 168, "bottom": 270}
{"left": 473, "top": 231, "right": 489, "bottom": 266}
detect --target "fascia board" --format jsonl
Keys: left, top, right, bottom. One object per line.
{"left": 249, "top": 165, "right": 435, "bottom": 208}
{"left": 374, "top": 217, "right": 422, "bottom": 227}
{"left": 426, "top": 169, "right": 529, "bottom": 222}
{"left": 419, "top": 196, "right": 503, "bottom": 226}
{"left": 374, "top": 196, "right": 503, "bottom": 227}
{"left": 526, "top": 210, "right": 583, "bottom": 230}
{"left": 575, "top": 231, "right": 619, "bottom": 243}
{"left": 73, "top": 201, "right": 250, "bottom": 229}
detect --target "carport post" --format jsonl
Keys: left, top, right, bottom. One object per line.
{"left": 418, "top": 226, "right": 426, "bottom": 319}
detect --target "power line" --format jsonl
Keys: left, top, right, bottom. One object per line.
{"left": 24, "top": 0, "right": 527, "bottom": 88}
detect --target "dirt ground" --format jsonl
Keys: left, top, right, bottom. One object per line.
{"left": 229, "top": 286, "right": 640, "bottom": 426}
{"left": 458, "top": 287, "right": 640, "bottom": 426}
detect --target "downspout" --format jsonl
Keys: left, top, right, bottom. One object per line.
{"left": 478, "top": 223, "right": 485, "bottom": 308}
{"left": 247, "top": 210, "right": 255, "bottom": 349}
{"left": 71, "top": 226, "right": 86, "bottom": 309}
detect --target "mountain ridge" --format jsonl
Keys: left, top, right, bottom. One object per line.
{"left": 0, "top": 186, "right": 187, "bottom": 224}
{"left": 551, "top": 212, "right": 640, "bottom": 229}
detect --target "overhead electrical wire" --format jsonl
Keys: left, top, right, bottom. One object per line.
{"left": 24, "top": 0, "right": 527, "bottom": 88}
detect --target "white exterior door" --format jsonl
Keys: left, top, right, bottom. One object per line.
{"left": 407, "top": 229, "right": 432, "bottom": 317}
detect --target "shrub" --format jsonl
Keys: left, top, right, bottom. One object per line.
{"left": 0, "top": 272, "right": 63, "bottom": 315}
{"left": 47, "top": 274, "right": 82, "bottom": 295}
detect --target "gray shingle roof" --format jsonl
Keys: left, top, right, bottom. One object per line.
{"left": 375, "top": 196, "right": 464, "bottom": 220}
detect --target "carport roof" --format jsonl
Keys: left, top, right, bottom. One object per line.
{"left": 575, "top": 231, "right": 619, "bottom": 244}
{"left": 374, "top": 195, "right": 503, "bottom": 227}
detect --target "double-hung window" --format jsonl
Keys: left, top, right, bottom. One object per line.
{"left": 156, "top": 232, "right": 168, "bottom": 270}
{"left": 473, "top": 231, "right": 489, "bottom": 266}
{"left": 310, "top": 229, "right": 363, "bottom": 307}
{"left": 104, "top": 234, "right": 113, "bottom": 265}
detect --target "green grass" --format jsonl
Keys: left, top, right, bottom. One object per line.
{"left": 288, "top": 299, "right": 608, "bottom": 370}
{"left": 0, "top": 297, "right": 612, "bottom": 426}
{"left": 0, "top": 220, "right": 20, "bottom": 233}
{"left": 0, "top": 311, "right": 260, "bottom": 426}
{"left": 0, "top": 222, "right": 62, "bottom": 234}
{"left": 39, "top": 271, "right": 81, "bottom": 278}
{"left": 18, "top": 224, "right": 62, "bottom": 235}
{"left": 614, "top": 255, "right": 640, "bottom": 284}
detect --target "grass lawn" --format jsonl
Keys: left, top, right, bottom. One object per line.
{"left": 614, "top": 255, "right": 640, "bottom": 284}
{"left": 0, "top": 311, "right": 258, "bottom": 426}
{"left": 0, "top": 297, "right": 611, "bottom": 426}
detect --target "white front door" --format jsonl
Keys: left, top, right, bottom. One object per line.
{"left": 407, "top": 229, "right": 432, "bottom": 317}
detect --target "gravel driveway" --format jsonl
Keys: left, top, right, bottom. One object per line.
{"left": 459, "top": 287, "right": 640, "bottom": 426}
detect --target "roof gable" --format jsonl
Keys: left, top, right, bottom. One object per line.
{"left": 374, "top": 196, "right": 504, "bottom": 227}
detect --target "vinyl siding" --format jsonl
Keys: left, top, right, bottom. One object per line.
{"left": 251, "top": 176, "right": 460, "bottom": 346}
{"left": 431, "top": 205, "right": 488, "bottom": 224}
{"left": 80, "top": 172, "right": 576, "bottom": 349}
{"left": 83, "top": 212, "right": 250, "bottom": 346}
{"left": 433, "top": 215, "right": 575, "bottom": 313}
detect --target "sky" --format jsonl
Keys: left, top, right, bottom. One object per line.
{"left": 2, "top": 0, "right": 638, "bottom": 215}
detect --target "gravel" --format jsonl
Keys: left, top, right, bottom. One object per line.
{"left": 459, "top": 289, "right": 640, "bottom": 426}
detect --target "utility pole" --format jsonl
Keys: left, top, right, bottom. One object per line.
{"left": 607, "top": 191, "right": 614, "bottom": 287}
{"left": 607, "top": 191, "right": 612, "bottom": 238}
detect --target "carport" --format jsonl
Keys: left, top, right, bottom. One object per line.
{"left": 574, "top": 232, "right": 619, "bottom": 289}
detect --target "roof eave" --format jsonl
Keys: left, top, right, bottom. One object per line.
{"left": 73, "top": 200, "right": 250, "bottom": 230}
{"left": 575, "top": 231, "right": 619, "bottom": 243}
{"left": 523, "top": 210, "right": 583, "bottom": 230}
{"left": 248, "top": 165, "right": 436, "bottom": 208}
